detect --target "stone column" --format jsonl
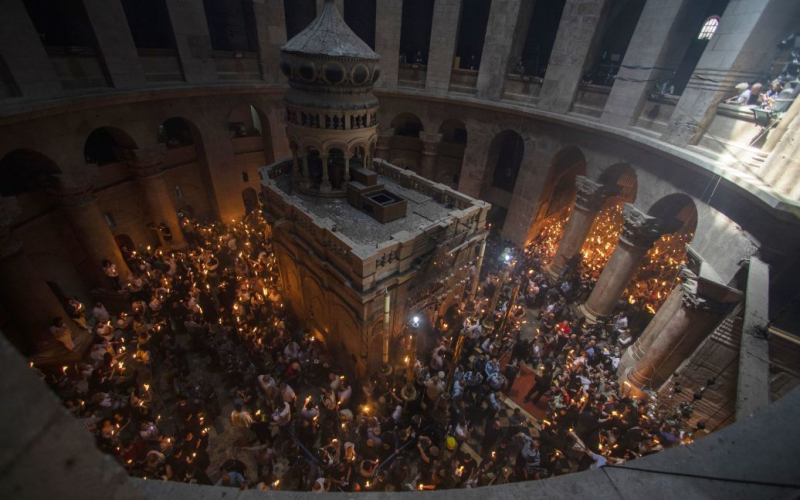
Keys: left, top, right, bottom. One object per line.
{"left": 320, "top": 153, "right": 331, "bottom": 192}
{"left": 622, "top": 265, "right": 738, "bottom": 393}
{"left": 290, "top": 144, "right": 301, "bottom": 185}
{"left": 419, "top": 132, "right": 442, "bottom": 180}
{"left": 661, "top": 0, "right": 800, "bottom": 146}
{"left": 82, "top": 0, "right": 146, "bottom": 89}
{"left": 544, "top": 176, "right": 613, "bottom": 281}
{"left": 301, "top": 154, "right": 310, "bottom": 186}
{"left": 0, "top": 0, "right": 62, "bottom": 99}
{"left": 128, "top": 149, "right": 186, "bottom": 249}
{"left": 600, "top": 0, "right": 696, "bottom": 128}
{"left": 578, "top": 204, "right": 673, "bottom": 322}
{"left": 252, "top": 0, "right": 288, "bottom": 83}
{"left": 425, "top": 0, "right": 462, "bottom": 93}
{"left": 375, "top": 0, "right": 403, "bottom": 89}
{"left": 55, "top": 173, "right": 132, "bottom": 286}
{"left": 375, "top": 128, "right": 394, "bottom": 161}
{"left": 164, "top": 0, "right": 217, "bottom": 84}
{"left": 476, "top": 0, "right": 528, "bottom": 101}
{"left": 344, "top": 152, "right": 353, "bottom": 183}
{"left": 538, "top": 0, "right": 611, "bottom": 114}
{"left": 0, "top": 199, "right": 76, "bottom": 354}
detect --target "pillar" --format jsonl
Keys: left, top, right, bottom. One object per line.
{"left": 375, "top": 0, "right": 403, "bottom": 89}
{"left": 0, "top": 199, "right": 76, "bottom": 355}
{"left": 622, "top": 265, "right": 738, "bottom": 393}
{"left": 344, "top": 152, "right": 353, "bottom": 183}
{"left": 165, "top": 0, "right": 217, "bottom": 84}
{"left": 302, "top": 154, "right": 310, "bottom": 186}
{"left": 760, "top": 97, "right": 800, "bottom": 198}
{"left": 544, "top": 176, "right": 613, "bottom": 281}
{"left": 82, "top": 0, "right": 146, "bottom": 89}
{"left": 56, "top": 181, "right": 132, "bottom": 286}
{"left": 661, "top": 0, "right": 800, "bottom": 146}
{"left": 0, "top": 0, "right": 61, "bottom": 98}
{"left": 538, "top": 0, "right": 611, "bottom": 114}
{"left": 600, "top": 0, "right": 696, "bottom": 128}
{"left": 252, "top": 0, "right": 288, "bottom": 83}
{"left": 128, "top": 149, "right": 187, "bottom": 249}
{"left": 320, "top": 153, "right": 331, "bottom": 192}
{"left": 578, "top": 204, "right": 673, "bottom": 322}
{"left": 375, "top": 128, "right": 394, "bottom": 161}
{"left": 419, "top": 132, "right": 442, "bottom": 180}
{"left": 425, "top": 0, "right": 462, "bottom": 93}
{"left": 469, "top": 237, "right": 487, "bottom": 300}
{"left": 476, "top": 0, "right": 528, "bottom": 101}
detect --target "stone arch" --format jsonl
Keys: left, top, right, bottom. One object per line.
{"left": 84, "top": 127, "right": 138, "bottom": 165}
{"left": 0, "top": 149, "right": 62, "bottom": 198}
{"left": 437, "top": 119, "right": 468, "bottom": 187}
{"left": 390, "top": 112, "right": 424, "bottom": 136}
{"left": 530, "top": 146, "right": 587, "bottom": 231}
{"left": 598, "top": 162, "right": 637, "bottom": 204}
{"left": 647, "top": 193, "right": 698, "bottom": 238}
{"left": 157, "top": 117, "right": 196, "bottom": 148}
{"left": 228, "top": 102, "right": 275, "bottom": 164}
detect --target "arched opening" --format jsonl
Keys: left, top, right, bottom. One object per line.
{"left": 625, "top": 194, "right": 698, "bottom": 320}
{"left": 455, "top": 0, "right": 492, "bottom": 70}
{"left": 158, "top": 117, "right": 194, "bottom": 148}
{"left": 157, "top": 117, "right": 217, "bottom": 220}
{"left": 580, "top": 164, "right": 639, "bottom": 278}
{"left": 350, "top": 144, "right": 368, "bottom": 171}
{"left": 389, "top": 113, "right": 424, "bottom": 172}
{"left": 490, "top": 131, "right": 524, "bottom": 192}
{"left": 437, "top": 119, "right": 467, "bottom": 187}
{"left": 0, "top": 149, "right": 61, "bottom": 197}
{"left": 242, "top": 187, "right": 259, "bottom": 215}
{"left": 526, "top": 146, "right": 587, "bottom": 256}
{"left": 84, "top": 127, "right": 137, "bottom": 165}
{"left": 229, "top": 103, "right": 275, "bottom": 204}
{"left": 327, "top": 148, "right": 347, "bottom": 190}
{"left": 391, "top": 113, "right": 424, "bottom": 137}
{"left": 305, "top": 148, "right": 323, "bottom": 190}
{"left": 697, "top": 16, "right": 720, "bottom": 40}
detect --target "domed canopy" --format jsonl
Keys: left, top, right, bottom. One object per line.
{"left": 282, "top": 0, "right": 379, "bottom": 61}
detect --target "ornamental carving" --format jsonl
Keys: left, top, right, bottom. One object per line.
{"left": 120, "top": 147, "right": 165, "bottom": 177}
{"left": 574, "top": 176, "right": 613, "bottom": 212}
{"left": 620, "top": 203, "right": 671, "bottom": 248}
{"left": 419, "top": 132, "right": 442, "bottom": 156}
{"left": 678, "top": 265, "right": 731, "bottom": 313}
{"left": 52, "top": 169, "right": 98, "bottom": 208}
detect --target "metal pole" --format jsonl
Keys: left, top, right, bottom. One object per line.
{"left": 445, "top": 332, "right": 466, "bottom": 392}
{"left": 496, "top": 278, "right": 522, "bottom": 338}
{"left": 401, "top": 319, "right": 420, "bottom": 401}
{"left": 380, "top": 288, "right": 393, "bottom": 376}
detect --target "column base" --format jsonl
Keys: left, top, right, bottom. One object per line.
{"left": 577, "top": 302, "right": 606, "bottom": 325}
{"left": 619, "top": 367, "right": 648, "bottom": 399}
{"left": 543, "top": 262, "right": 562, "bottom": 283}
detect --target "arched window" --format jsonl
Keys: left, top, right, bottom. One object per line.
{"left": 698, "top": 17, "right": 719, "bottom": 40}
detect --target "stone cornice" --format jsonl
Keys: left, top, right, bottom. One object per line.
{"left": 620, "top": 204, "right": 671, "bottom": 248}
{"left": 679, "top": 265, "right": 737, "bottom": 313}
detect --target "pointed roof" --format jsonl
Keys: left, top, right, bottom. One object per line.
{"left": 282, "top": 0, "right": 379, "bottom": 60}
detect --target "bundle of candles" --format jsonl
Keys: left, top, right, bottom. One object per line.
{"left": 580, "top": 203, "right": 624, "bottom": 280}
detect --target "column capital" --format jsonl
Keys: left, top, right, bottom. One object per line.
{"left": 679, "top": 264, "right": 742, "bottom": 313}
{"left": 419, "top": 132, "right": 442, "bottom": 156}
{"left": 574, "top": 176, "right": 616, "bottom": 212}
{"left": 620, "top": 204, "right": 680, "bottom": 248}
{"left": 377, "top": 127, "right": 395, "bottom": 140}
{"left": 121, "top": 147, "right": 166, "bottom": 177}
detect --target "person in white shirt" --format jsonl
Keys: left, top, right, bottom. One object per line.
{"left": 280, "top": 382, "right": 296, "bottom": 404}
{"left": 93, "top": 302, "right": 111, "bottom": 324}
{"left": 49, "top": 317, "right": 75, "bottom": 351}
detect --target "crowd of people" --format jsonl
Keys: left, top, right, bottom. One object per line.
{"left": 33, "top": 207, "right": 700, "bottom": 492}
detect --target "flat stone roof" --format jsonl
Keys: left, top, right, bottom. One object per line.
{"left": 274, "top": 174, "right": 453, "bottom": 247}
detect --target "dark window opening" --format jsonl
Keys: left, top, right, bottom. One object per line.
{"left": 284, "top": 0, "right": 316, "bottom": 39}
{"left": 455, "top": 0, "right": 492, "bottom": 70}
{"left": 491, "top": 133, "right": 524, "bottom": 193}
{"left": 22, "top": 0, "right": 97, "bottom": 48}
{"left": 399, "top": 0, "right": 435, "bottom": 65}
{"left": 121, "top": 0, "right": 174, "bottom": 49}
{"left": 344, "top": 0, "right": 376, "bottom": 49}
{"left": 520, "top": 0, "right": 566, "bottom": 77}
{"left": 203, "top": 0, "right": 259, "bottom": 52}
{"left": 587, "top": 0, "right": 647, "bottom": 87}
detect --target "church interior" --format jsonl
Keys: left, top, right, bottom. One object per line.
{"left": 1, "top": 0, "right": 799, "bottom": 498}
